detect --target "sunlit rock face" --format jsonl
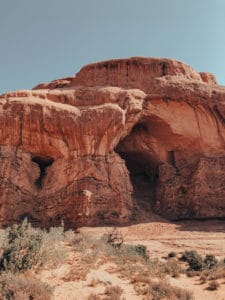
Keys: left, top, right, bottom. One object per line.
{"left": 1, "top": 57, "right": 225, "bottom": 227}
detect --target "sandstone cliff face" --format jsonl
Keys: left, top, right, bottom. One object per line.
{"left": 1, "top": 57, "right": 225, "bottom": 227}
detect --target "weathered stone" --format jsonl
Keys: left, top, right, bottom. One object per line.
{"left": 1, "top": 57, "right": 225, "bottom": 227}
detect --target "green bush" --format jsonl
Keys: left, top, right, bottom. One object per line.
{"left": 104, "top": 227, "right": 124, "bottom": 249}
{"left": 125, "top": 244, "right": 149, "bottom": 261}
{"left": 0, "top": 219, "right": 43, "bottom": 272}
{"left": 204, "top": 254, "right": 218, "bottom": 270}
{"left": 181, "top": 250, "right": 203, "bottom": 271}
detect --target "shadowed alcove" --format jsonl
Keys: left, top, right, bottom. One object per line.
{"left": 115, "top": 122, "right": 161, "bottom": 213}
{"left": 32, "top": 156, "right": 54, "bottom": 188}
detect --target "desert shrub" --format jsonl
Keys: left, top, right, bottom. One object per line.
{"left": 64, "top": 229, "right": 76, "bottom": 244}
{"left": 162, "top": 259, "right": 182, "bottom": 277}
{"left": 207, "top": 280, "right": 220, "bottom": 291}
{"left": 0, "top": 272, "right": 52, "bottom": 300}
{"left": 40, "top": 225, "right": 68, "bottom": 268}
{"left": 130, "top": 244, "right": 149, "bottom": 260}
{"left": 0, "top": 219, "right": 43, "bottom": 272}
{"left": 63, "top": 264, "right": 90, "bottom": 282}
{"left": 0, "top": 220, "right": 71, "bottom": 272}
{"left": 103, "top": 227, "right": 124, "bottom": 249}
{"left": 181, "top": 250, "right": 203, "bottom": 271}
{"left": 204, "top": 254, "right": 218, "bottom": 270}
{"left": 168, "top": 251, "right": 177, "bottom": 258}
{"left": 71, "top": 233, "right": 90, "bottom": 252}
{"left": 0, "top": 230, "right": 7, "bottom": 249}
{"left": 103, "top": 285, "right": 123, "bottom": 300}
{"left": 123, "top": 244, "right": 149, "bottom": 261}
{"left": 149, "top": 280, "right": 193, "bottom": 300}
{"left": 43, "top": 226, "right": 65, "bottom": 244}
{"left": 101, "top": 230, "right": 149, "bottom": 262}
{"left": 134, "top": 279, "right": 193, "bottom": 299}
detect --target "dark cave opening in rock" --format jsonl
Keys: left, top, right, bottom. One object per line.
{"left": 32, "top": 156, "right": 54, "bottom": 188}
{"left": 115, "top": 122, "right": 160, "bottom": 216}
{"left": 117, "top": 151, "right": 159, "bottom": 210}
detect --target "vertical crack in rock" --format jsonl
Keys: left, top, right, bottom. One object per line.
{"left": 161, "top": 61, "right": 167, "bottom": 76}
{"left": 32, "top": 156, "right": 54, "bottom": 188}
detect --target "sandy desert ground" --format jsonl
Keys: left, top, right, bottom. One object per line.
{"left": 38, "top": 216, "right": 225, "bottom": 300}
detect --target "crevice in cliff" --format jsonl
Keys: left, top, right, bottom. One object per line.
{"left": 32, "top": 156, "right": 54, "bottom": 188}
{"left": 161, "top": 62, "right": 167, "bottom": 76}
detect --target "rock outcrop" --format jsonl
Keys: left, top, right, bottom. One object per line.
{"left": 1, "top": 57, "right": 225, "bottom": 227}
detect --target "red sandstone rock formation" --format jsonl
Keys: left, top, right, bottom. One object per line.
{"left": 1, "top": 57, "right": 225, "bottom": 227}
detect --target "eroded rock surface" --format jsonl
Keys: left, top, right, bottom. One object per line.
{"left": 1, "top": 57, "right": 225, "bottom": 227}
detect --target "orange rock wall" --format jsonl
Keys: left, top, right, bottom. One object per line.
{"left": 1, "top": 57, "right": 225, "bottom": 227}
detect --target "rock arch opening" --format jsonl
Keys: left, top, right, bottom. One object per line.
{"left": 32, "top": 156, "right": 54, "bottom": 188}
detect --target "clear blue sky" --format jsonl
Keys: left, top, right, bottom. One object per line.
{"left": 1, "top": 0, "right": 225, "bottom": 94}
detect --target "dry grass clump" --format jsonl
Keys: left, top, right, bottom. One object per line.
{"left": 63, "top": 263, "right": 91, "bottom": 282}
{"left": 198, "top": 265, "right": 225, "bottom": 288}
{"left": 39, "top": 225, "right": 72, "bottom": 269}
{"left": 87, "top": 285, "right": 124, "bottom": 300}
{"left": 103, "top": 285, "right": 124, "bottom": 300}
{"left": 162, "top": 259, "right": 182, "bottom": 278}
{"left": 65, "top": 239, "right": 101, "bottom": 282}
{"left": 0, "top": 272, "right": 52, "bottom": 300}
{"left": 0, "top": 229, "right": 7, "bottom": 252}
{"left": 133, "top": 279, "right": 193, "bottom": 300}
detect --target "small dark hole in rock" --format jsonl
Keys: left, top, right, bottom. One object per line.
{"left": 32, "top": 156, "right": 54, "bottom": 188}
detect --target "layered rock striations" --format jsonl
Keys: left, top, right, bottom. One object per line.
{"left": 1, "top": 57, "right": 225, "bottom": 227}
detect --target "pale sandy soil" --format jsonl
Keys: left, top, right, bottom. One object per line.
{"left": 39, "top": 217, "right": 225, "bottom": 300}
